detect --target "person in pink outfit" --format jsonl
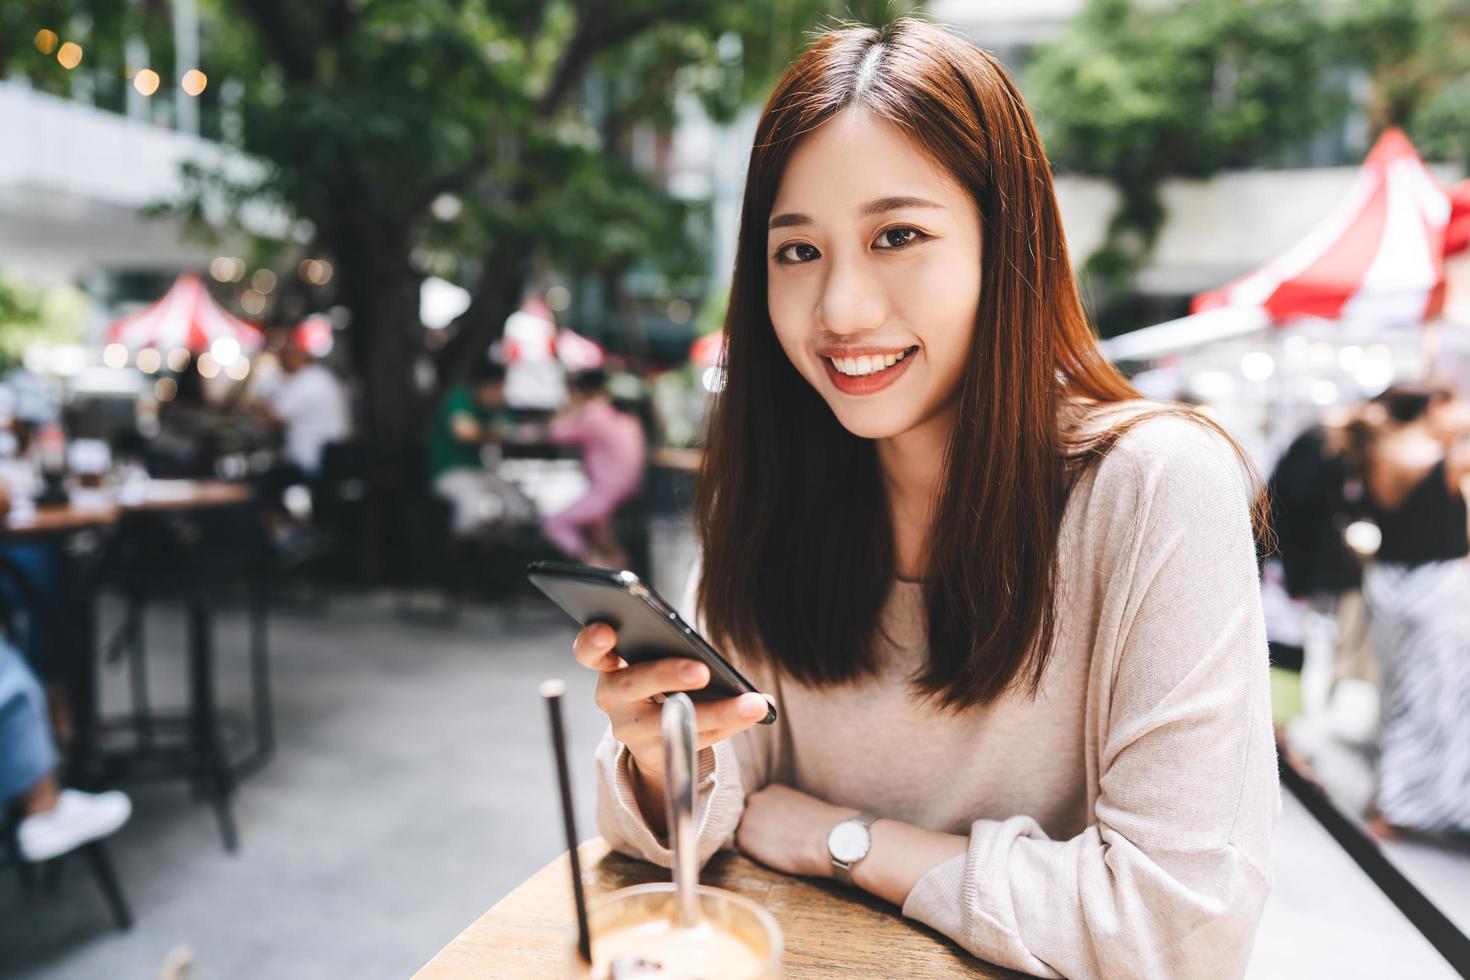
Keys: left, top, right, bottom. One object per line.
{"left": 541, "top": 370, "right": 647, "bottom": 567}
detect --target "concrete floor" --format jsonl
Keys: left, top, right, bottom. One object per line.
{"left": 2, "top": 568, "right": 1467, "bottom": 978}
{"left": 2, "top": 595, "right": 606, "bottom": 979}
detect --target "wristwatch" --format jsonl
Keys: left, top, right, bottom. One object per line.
{"left": 827, "top": 813, "right": 878, "bottom": 886}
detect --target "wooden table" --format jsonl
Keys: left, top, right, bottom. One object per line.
{"left": 2, "top": 501, "right": 118, "bottom": 538}
{"left": 1, "top": 480, "right": 253, "bottom": 538}
{"left": 416, "top": 839, "right": 1024, "bottom": 978}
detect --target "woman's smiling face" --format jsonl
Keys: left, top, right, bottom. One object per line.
{"left": 766, "top": 107, "right": 983, "bottom": 441}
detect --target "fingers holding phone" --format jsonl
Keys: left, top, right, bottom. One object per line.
{"left": 573, "top": 623, "right": 771, "bottom": 777}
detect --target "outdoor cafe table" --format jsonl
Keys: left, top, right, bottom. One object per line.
{"left": 1, "top": 480, "right": 261, "bottom": 848}
{"left": 415, "top": 838, "right": 1025, "bottom": 978}
{"left": 0, "top": 479, "right": 253, "bottom": 538}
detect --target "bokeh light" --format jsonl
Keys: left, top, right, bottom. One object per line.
{"left": 546, "top": 285, "right": 572, "bottom": 312}
{"left": 1310, "top": 380, "right": 1339, "bottom": 406}
{"left": 133, "top": 69, "right": 161, "bottom": 97}
{"left": 240, "top": 289, "right": 267, "bottom": 315}
{"left": 167, "top": 347, "right": 191, "bottom": 373}
{"left": 197, "top": 352, "right": 220, "bottom": 379}
{"left": 251, "top": 268, "right": 278, "bottom": 293}
{"left": 210, "top": 336, "right": 242, "bottom": 368}
{"left": 1240, "top": 351, "right": 1274, "bottom": 382}
{"left": 34, "top": 30, "right": 59, "bottom": 55}
{"left": 226, "top": 358, "right": 251, "bottom": 381}
{"left": 210, "top": 256, "right": 246, "bottom": 282}
{"left": 56, "top": 42, "right": 83, "bottom": 70}
{"left": 136, "top": 348, "right": 162, "bottom": 374}
{"left": 102, "top": 343, "right": 129, "bottom": 370}
{"left": 181, "top": 69, "right": 208, "bottom": 97}
{"left": 153, "top": 377, "right": 178, "bottom": 402}
{"left": 299, "top": 258, "right": 334, "bottom": 286}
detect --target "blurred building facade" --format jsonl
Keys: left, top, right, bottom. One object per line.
{"left": 0, "top": 0, "right": 263, "bottom": 325}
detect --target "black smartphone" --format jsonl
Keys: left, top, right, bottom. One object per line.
{"left": 525, "top": 560, "right": 777, "bottom": 725}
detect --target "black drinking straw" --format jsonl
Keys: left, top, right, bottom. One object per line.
{"left": 541, "top": 679, "right": 592, "bottom": 965}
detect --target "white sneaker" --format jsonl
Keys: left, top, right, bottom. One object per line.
{"left": 17, "top": 788, "right": 132, "bottom": 862}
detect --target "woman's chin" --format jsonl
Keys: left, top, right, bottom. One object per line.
{"left": 825, "top": 401, "right": 921, "bottom": 441}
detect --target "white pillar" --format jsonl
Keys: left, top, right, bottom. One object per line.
{"left": 173, "top": 0, "right": 200, "bottom": 136}
{"left": 125, "top": 34, "right": 148, "bottom": 121}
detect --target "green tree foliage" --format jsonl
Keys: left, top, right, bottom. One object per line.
{"left": 0, "top": 275, "right": 86, "bottom": 374}
{"left": 1025, "top": 0, "right": 1348, "bottom": 312}
{"left": 1335, "top": 0, "right": 1470, "bottom": 163}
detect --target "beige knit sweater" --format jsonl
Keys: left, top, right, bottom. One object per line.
{"left": 594, "top": 411, "right": 1281, "bottom": 979}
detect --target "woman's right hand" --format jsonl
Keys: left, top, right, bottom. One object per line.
{"left": 573, "top": 622, "right": 772, "bottom": 781}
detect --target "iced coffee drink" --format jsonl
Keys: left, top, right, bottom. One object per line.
{"left": 569, "top": 882, "right": 782, "bottom": 979}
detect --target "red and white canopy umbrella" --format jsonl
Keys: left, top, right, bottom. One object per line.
{"left": 1193, "top": 128, "right": 1453, "bottom": 327}
{"left": 294, "top": 314, "right": 335, "bottom": 357}
{"left": 555, "top": 328, "right": 606, "bottom": 371}
{"left": 107, "top": 272, "right": 264, "bottom": 353}
{"left": 502, "top": 296, "right": 606, "bottom": 370}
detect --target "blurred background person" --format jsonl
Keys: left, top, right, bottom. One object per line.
{"left": 254, "top": 335, "right": 350, "bottom": 532}
{"left": 541, "top": 370, "right": 646, "bottom": 568}
{"left": 427, "top": 359, "right": 535, "bottom": 537}
{"left": 1, "top": 636, "right": 132, "bottom": 862}
{"left": 1341, "top": 382, "right": 1470, "bottom": 838}
{"left": 258, "top": 335, "right": 350, "bottom": 480}
{"left": 148, "top": 354, "right": 214, "bottom": 477}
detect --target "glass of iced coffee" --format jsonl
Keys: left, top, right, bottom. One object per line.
{"left": 568, "top": 881, "right": 782, "bottom": 979}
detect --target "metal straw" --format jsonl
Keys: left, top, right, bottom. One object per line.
{"left": 661, "top": 692, "right": 701, "bottom": 929}
{"left": 541, "top": 679, "right": 591, "bottom": 964}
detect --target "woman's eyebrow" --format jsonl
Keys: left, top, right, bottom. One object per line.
{"left": 768, "top": 195, "right": 945, "bottom": 230}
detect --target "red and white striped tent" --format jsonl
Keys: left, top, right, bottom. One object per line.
{"left": 1192, "top": 128, "right": 1452, "bottom": 327}
{"left": 107, "top": 272, "right": 263, "bottom": 353}
{"left": 1106, "top": 129, "right": 1463, "bottom": 362}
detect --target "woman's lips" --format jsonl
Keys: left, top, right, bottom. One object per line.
{"left": 821, "top": 349, "right": 916, "bottom": 396}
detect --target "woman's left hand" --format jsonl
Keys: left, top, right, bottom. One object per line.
{"left": 735, "top": 784, "right": 856, "bottom": 879}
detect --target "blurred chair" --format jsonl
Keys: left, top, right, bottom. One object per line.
{"left": 1, "top": 804, "right": 133, "bottom": 931}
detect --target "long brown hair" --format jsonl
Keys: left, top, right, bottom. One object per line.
{"left": 695, "top": 19, "right": 1251, "bottom": 711}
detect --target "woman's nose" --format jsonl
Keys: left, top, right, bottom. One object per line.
{"left": 815, "top": 253, "right": 886, "bottom": 335}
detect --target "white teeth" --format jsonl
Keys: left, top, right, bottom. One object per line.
{"left": 829, "top": 350, "right": 911, "bottom": 377}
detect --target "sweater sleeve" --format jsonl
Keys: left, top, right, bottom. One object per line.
{"left": 593, "top": 552, "right": 777, "bottom": 868}
{"left": 902, "top": 417, "right": 1281, "bottom": 980}
{"left": 594, "top": 731, "right": 746, "bottom": 869}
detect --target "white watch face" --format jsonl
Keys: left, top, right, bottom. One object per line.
{"left": 828, "top": 819, "right": 871, "bottom": 864}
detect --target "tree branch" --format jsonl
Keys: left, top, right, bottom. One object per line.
{"left": 536, "top": 0, "right": 712, "bottom": 118}
{"left": 237, "top": 0, "right": 324, "bottom": 83}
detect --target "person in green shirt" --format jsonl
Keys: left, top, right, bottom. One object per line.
{"left": 429, "top": 361, "right": 534, "bottom": 535}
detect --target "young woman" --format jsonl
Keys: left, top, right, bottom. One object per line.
{"left": 1340, "top": 384, "right": 1470, "bottom": 838}
{"left": 573, "top": 19, "right": 1278, "bottom": 978}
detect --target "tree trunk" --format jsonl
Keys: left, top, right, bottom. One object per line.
{"left": 435, "top": 247, "right": 531, "bottom": 388}
{"left": 335, "top": 243, "right": 426, "bottom": 453}
{"left": 328, "top": 228, "right": 426, "bottom": 581}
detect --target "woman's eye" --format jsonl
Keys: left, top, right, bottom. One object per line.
{"left": 873, "top": 226, "right": 925, "bottom": 250}
{"left": 774, "top": 242, "right": 821, "bottom": 264}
